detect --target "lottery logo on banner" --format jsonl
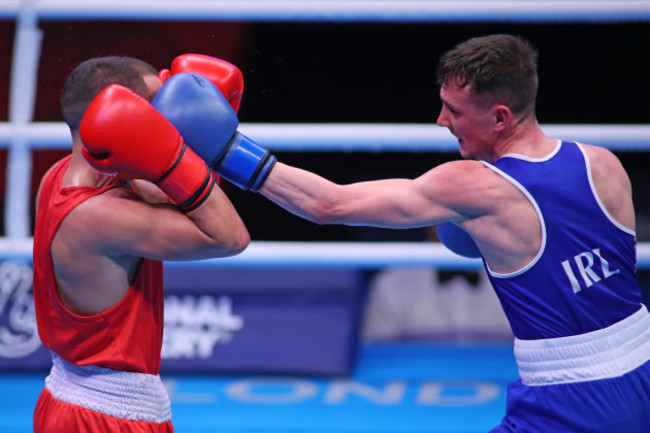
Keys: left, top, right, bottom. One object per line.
{"left": 0, "top": 261, "right": 41, "bottom": 359}
{"left": 162, "top": 295, "right": 244, "bottom": 359}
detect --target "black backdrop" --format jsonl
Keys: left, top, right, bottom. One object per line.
{"left": 0, "top": 19, "right": 647, "bottom": 240}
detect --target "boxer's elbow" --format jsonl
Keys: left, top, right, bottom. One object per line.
{"left": 208, "top": 225, "right": 250, "bottom": 258}
{"left": 227, "top": 227, "right": 251, "bottom": 256}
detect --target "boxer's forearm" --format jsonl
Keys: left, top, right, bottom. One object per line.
{"left": 260, "top": 162, "right": 342, "bottom": 224}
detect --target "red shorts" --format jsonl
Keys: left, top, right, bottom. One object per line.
{"left": 34, "top": 388, "right": 174, "bottom": 433}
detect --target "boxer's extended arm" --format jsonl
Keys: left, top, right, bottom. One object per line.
{"left": 260, "top": 161, "right": 519, "bottom": 260}
{"left": 151, "top": 75, "right": 485, "bottom": 257}
{"left": 259, "top": 161, "right": 480, "bottom": 229}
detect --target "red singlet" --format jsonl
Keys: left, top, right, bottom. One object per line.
{"left": 32, "top": 156, "right": 172, "bottom": 432}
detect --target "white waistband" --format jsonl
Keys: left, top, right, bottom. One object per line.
{"left": 45, "top": 353, "right": 172, "bottom": 423}
{"left": 514, "top": 304, "right": 650, "bottom": 386}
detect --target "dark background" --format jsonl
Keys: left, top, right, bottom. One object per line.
{"left": 0, "top": 19, "right": 648, "bottom": 241}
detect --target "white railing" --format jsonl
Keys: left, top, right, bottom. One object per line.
{"left": 4, "top": 238, "right": 650, "bottom": 269}
{"left": 2, "top": 0, "right": 649, "bottom": 267}
{"left": 2, "top": 122, "right": 650, "bottom": 152}
{"left": 2, "top": 1, "right": 650, "bottom": 22}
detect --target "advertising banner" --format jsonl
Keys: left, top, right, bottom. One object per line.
{"left": 0, "top": 261, "right": 365, "bottom": 376}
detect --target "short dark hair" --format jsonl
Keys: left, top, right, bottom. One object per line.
{"left": 436, "top": 34, "right": 539, "bottom": 118}
{"left": 60, "top": 56, "right": 157, "bottom": 130}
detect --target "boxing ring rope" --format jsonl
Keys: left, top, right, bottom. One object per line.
{"left": 2, "top": 1, "right": 650, "bottom": 22}
{"left": 2, "top": 1, "right": 650, "bottom": 268}
{"left": 2, "top": 122, "right": 650, "bottom": 153}
{"left": 2, "top": 238, "right": 650, "bottom": 269}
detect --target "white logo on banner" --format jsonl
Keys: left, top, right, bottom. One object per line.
{"left": 162, "top": 295, "right": 243, "bottom": 359}
{"left": 0, "top": 261, "right": 41, "bottom": 358}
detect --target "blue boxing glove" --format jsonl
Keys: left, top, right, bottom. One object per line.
{"left": 152, "top": 72, "right": 276, "bottom": 192}
{"left": 436, "top": 222, "right": 481, "bottom": 258}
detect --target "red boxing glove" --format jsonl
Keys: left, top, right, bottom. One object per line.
{"left": 158, "top": 54, "right": 244, "bottom": 113}
{"left": 80, "top": 84, "right": 214, "bottom": 211}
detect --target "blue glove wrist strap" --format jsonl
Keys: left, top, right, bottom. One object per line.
{"left": 218, "top": 132, "right": 276, "bottom": 191}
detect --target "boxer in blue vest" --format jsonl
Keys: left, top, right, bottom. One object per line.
{"left": 153, "top": 35, "right": 650, "bottom": 432}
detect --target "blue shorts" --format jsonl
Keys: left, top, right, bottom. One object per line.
{"left": 490, "top": 360, "right": 650, "bottom": 433}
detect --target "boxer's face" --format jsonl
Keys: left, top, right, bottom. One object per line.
{"left": 437, "top": 82, "right": 497, "bottom": 162}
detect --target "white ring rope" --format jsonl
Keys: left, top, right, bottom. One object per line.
{"left": 2, "top": 239, "right": 650, "bottom": 269}
{"left": 1, "top": 122, "right": 650, "bottom": 152}
{"left": 1, "top": 1, "right": 650, "bottom": 22}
